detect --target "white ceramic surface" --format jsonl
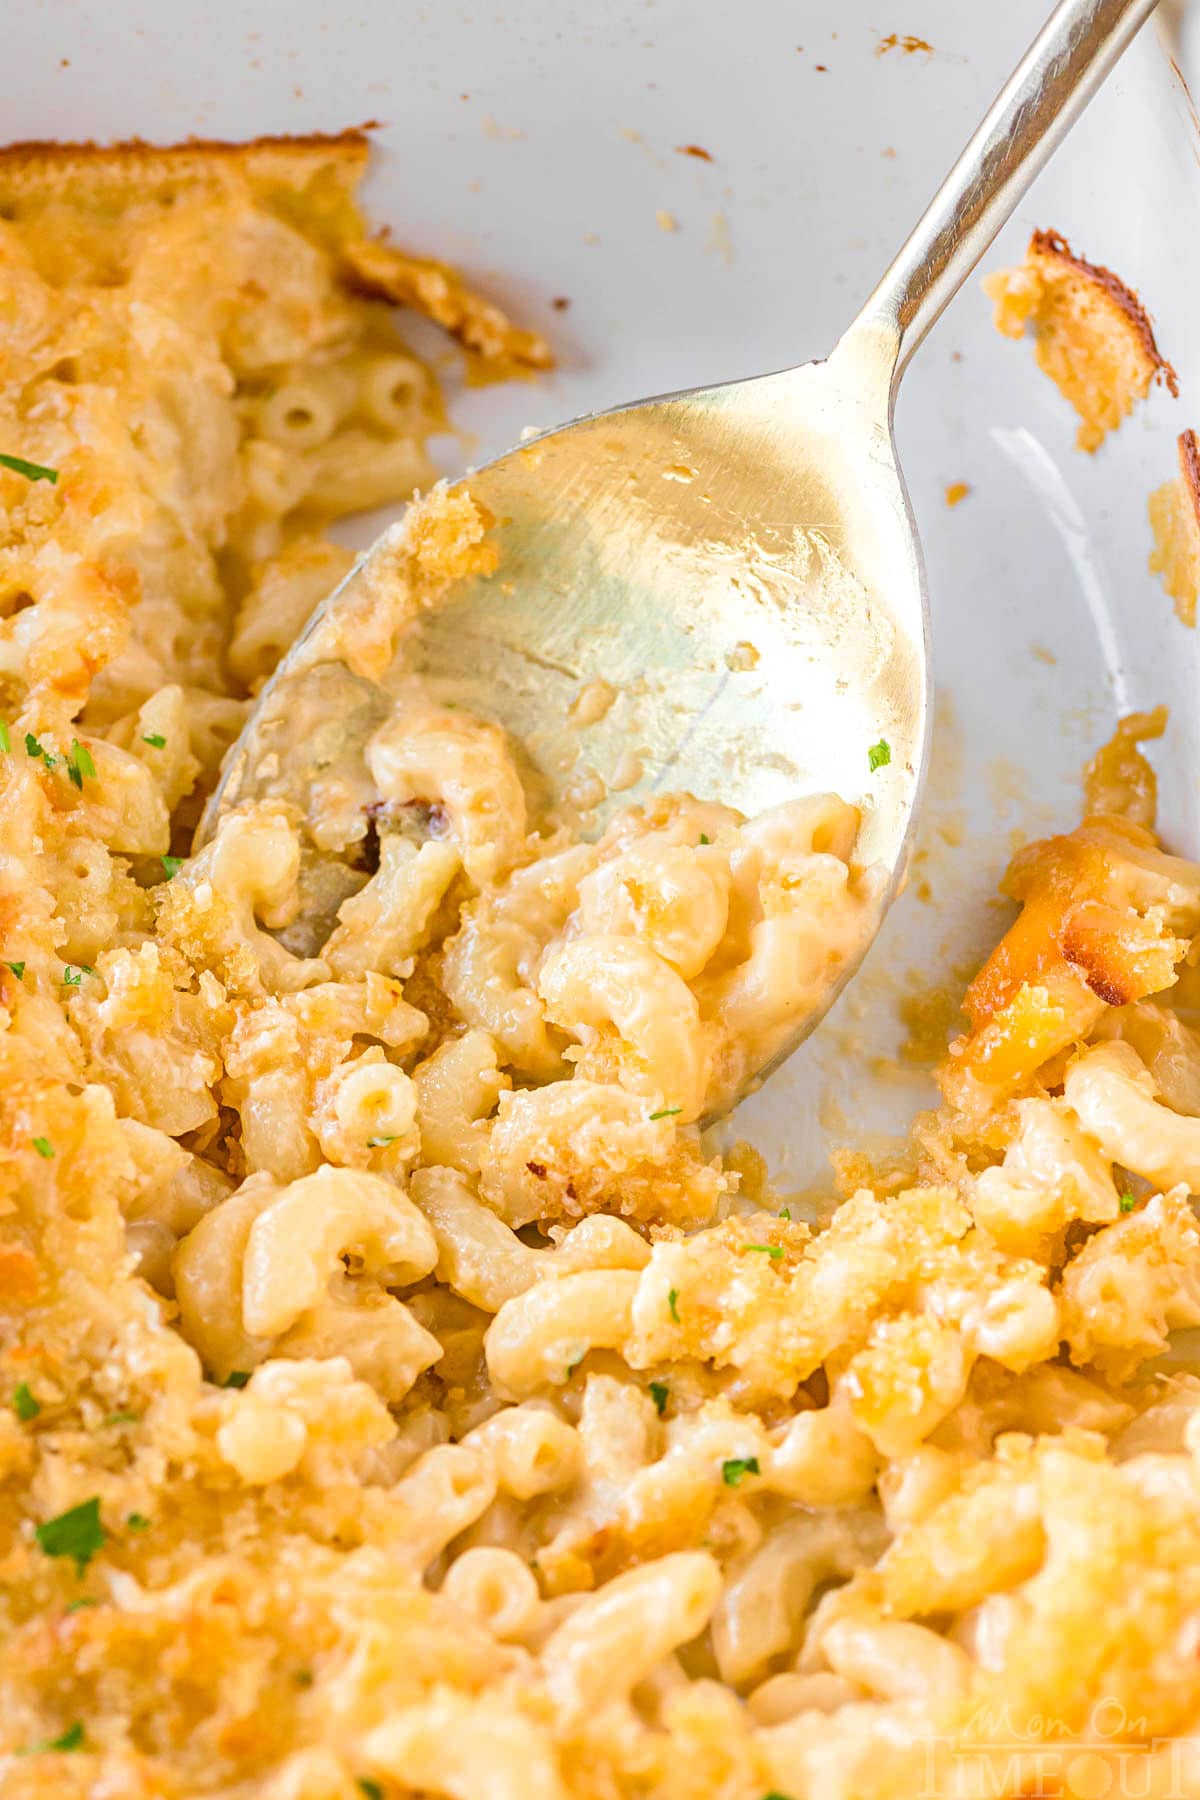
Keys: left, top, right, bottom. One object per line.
{"left": 16, "top": 0, "right": 1200, "bottom": 1183}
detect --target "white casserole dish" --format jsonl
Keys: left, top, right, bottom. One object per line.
{"left": 17, "top": 0, "right": 1200, "bottom": 1180}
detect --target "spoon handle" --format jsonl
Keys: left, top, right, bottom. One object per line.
{"left": 844, "top": 0, "right": 1160, "bottom": 384}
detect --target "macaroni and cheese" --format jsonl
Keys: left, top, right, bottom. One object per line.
{"left": 2, "top": 134, "right": 1200, "bottom": 1800}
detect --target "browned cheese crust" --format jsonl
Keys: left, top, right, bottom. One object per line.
{"left": 1029, "top": 228, "right": 1178, "bottom": 397}
{"left": 0, "top": 132, "right": 553, "bottom": 371}
{"left": 985, "top": 227, "right": 1176, "bottom": 451}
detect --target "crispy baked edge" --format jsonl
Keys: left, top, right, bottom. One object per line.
{"left": 0, "top": 128, "right": 554, "bottom": 368}
{"left": 1177, "top": 427, "right": 1200, "bottom": 534}
{"left": 0, "top": 127, "right": 372, "bottom": 192}
{"left": 1030, "top": 226, "right": 1180, "bottom": 398}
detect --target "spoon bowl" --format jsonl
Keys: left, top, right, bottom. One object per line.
{"left": 401, "top": 344, "right": 926, "bottom": 861}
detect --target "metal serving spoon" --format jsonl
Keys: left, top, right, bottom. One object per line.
{"left": 204, "top": 0, "right": 1158, "bottom": 1111}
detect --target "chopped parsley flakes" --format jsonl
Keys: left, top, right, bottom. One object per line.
{"left": 32, "top": 1136, "right": 54, "bottom": 1159}
{"left": 0, "top": 720, "right": 9, "bottom": 753}
{"left": 62, "top": 964, "right": 95, "bottom": 987}
{"left": 35, "top": 1496, "right": 105, "bottom": 1574}
{"left": 221, "top": 1370, "right": 251, "bottom": 1389}
{"left": 1119, "top": 1191, "right": 1137, "bottom": 1213}
{"left": 65, "top": 739, "right": 96, "bottom": 790}
{"left": 160, "top": 854, "right": 184, "bottom": 879}
{"left": 779, "top": 1207, "right": 791, "bottom": 1220}
{"left": 742, "top": 1242, "right": 783, "bottom": 1259}
{"left": 104, "top": 1410, "right": 139, "bottom": 1426}
{"left": 64, "top": 1596, "right": 98, "bottom": 1614}
{"left": 357, "top": 1782, "right": 384, "bottom": 1800}
{"left": 367, "top": 1135, "right": 397, "bottom": 1148}
{"left": 867, "top": 737, "right": 892, "bottom": 772}
{"left": 6, "top": 960, "right": 25, "bottom": 979}
{"left": 126, "top": 1512, "right": 150, "bottom": 1533}
{"left": 12, "top": 1382, "right": 40, "bottom": 1421}
{"left": 649, "top": 1381, "right": 669, "bottom": 1417}
{"left": 667, "top": 1287, "right": 680, "bottom": 1323}
{"left": 19, "top": 1720, "right": 85, "bottom": 1755}
{"left": 141, "top": 732, "right": 167, "bottom": 749}
{"left": 24, "top": 731, "right": 55, "bottom": 769}
{"left": 0, "top": 452, "right": 58, "bottom": 485}
{"left": 648, "top": 1107, "right": 681, "bottom": 1121}
{"left": 699, "top": 833, "right": 711, "bottom": 844}
{"left": 721, "top": 1456, "right": 760, "bottom": 1488}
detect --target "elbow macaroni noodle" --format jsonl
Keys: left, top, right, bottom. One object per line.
{"left": 4, "top": 135, "right": 1200, "bottom": 1800}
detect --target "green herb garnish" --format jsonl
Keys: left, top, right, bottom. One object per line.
{"left": 649, "top": 1381, "right": 669, "bottom": 1416}
{"left": 141, "top": 732, "right": 167, "bottom": 749}
{"left": 648, "top": 1107, "right": 681, "bottom": 1121}
{"left": 358, "top": 1782, "right": 383, "bottom": 1800}
{"left": 1119, "top": 1191, "right": 1137, "bottom": 1213}
{"left": 24, "top": 731, "right": 55, "bottom": 768}
{"left": 12, "top": 1382, "right": 40, "bottom": 1421}
{"left": 64, "top": 1596, "right": 98, "bottom": 1614}
{"left": 699, "top": 833, "right": 711, "bottom": 844}
{"left": 19, "top": 1720, "right": 85, "bottom": 1755}
{"left": 65, "top": 739, "right": 96, "bottom": 790}
{"left": 126, "top": 1512, "right": 150, "bottom": 1533}
{"left": 721, "top": 1456, "right": 760, "bottom": 1488}
{"left": 0, "top": 453, "right": 58, "bottom": 485}
{"left": 667, "top": 1287, "right": 680, "bottom": 1323}
{"left": 221, "top": 1370, "right": 251, "bottom": 1389}
{"left": 35, "top": 1496, "right": 105, "bottom": 1574}
{"left": 868, "top": 737, "right": 891, "bottom": 772}
{"left": 160, "top": 855, "right": 183, "bottom": 879}
{"left": 367, "top": 1135, "right": 397, "bottom": 1148}
{"left": 104, "top": 1411, "right": 138, "bottom": 1426}
{"left": 742, "top": 1243, "right": 783, "bottom": 1260}
{"left": 6, "top": 960, "right": 25, "bottom": 979}
{"left": 0, "top": 721, "right": 9, "bottom": 753}
{"left": 779, "top": 1207, "right": 791, "bottom": 1221}
{"left": 32, "top": 1136, "right": 54, "bottom": 1158}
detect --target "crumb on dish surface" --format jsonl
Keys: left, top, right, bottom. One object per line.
{"left": 1082, "top": 704, "right": 1167, "bottom": 827}
{"left": 984, "top": 227, "right": 1177, "bottom": 451}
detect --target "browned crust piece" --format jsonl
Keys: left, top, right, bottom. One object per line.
{"left": 0, "top": 131, "right": 554, "bottom": 370}
{"left": 341, "top": 235, "right": 554, "bottom": 371}
{"left": 0, "top": 127, "right": 373, "bottom": 161}
{"left": 1030, "top": 227, "right": 1179, "bottom": 398}
{"left": 1178, "top": 427, "right": 1200, "bottom": 528}
{"left": 0, "top": 129, "right": 370, "bottom": 204}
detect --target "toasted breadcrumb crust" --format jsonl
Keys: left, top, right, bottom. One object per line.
{"left": 0, "top": 127, "right": 372, "bottom": 181}
{"left": 1149, "top": 428, "right": 1200, "bottom": 627}
{"left": 984, "top": 228, "right": 1176, "bottom": 451}
{"left": 0, "top": 131, "right": 553, "bottom": 371}
{"left": 343, "top": 235, "right": 554, "bottom": 369}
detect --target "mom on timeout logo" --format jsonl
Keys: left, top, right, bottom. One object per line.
{"left": 918, "top": 1698, "right": 1193, "bottom": 1799}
